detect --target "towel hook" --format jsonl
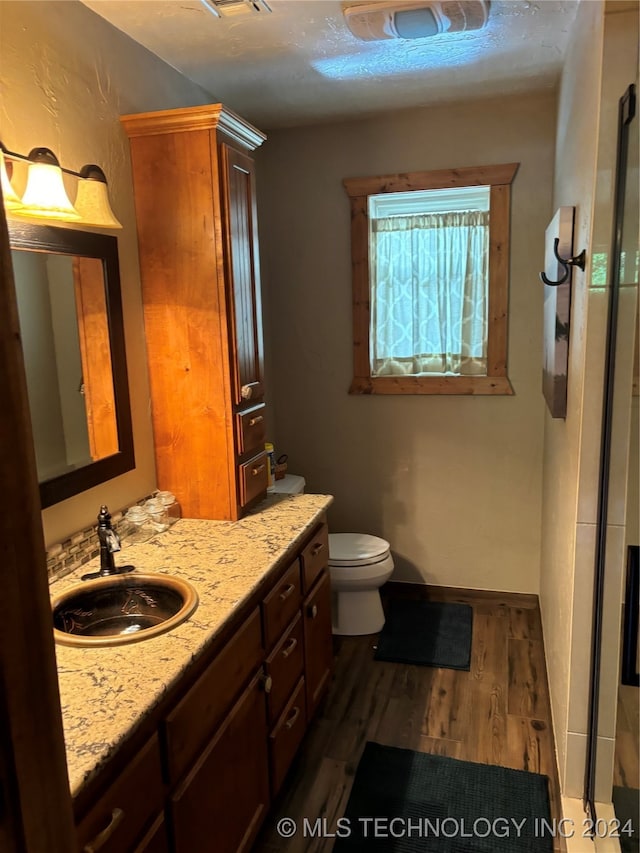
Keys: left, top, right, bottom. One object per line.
{"left": 539, "top": 237, "right": 586, "bottom": 286}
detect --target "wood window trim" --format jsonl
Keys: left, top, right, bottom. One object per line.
{"left": 343, "top": 162, "right": 519, "bottom": 396}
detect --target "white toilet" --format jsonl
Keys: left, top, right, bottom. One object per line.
{"left": 328, "top": 533, "right": 394, "bottom": 636}
{"left": 269, "top": 476, "right": 393, "bottom": 636}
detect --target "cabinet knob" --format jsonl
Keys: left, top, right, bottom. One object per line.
{"left": 248, "top": 414, "right": 264, "bottom": 427}
{"left": 252, "top": 463, "right": 266, "bottom": 476}
{"left": 308, "top": 604, "right": 318, "bottom": 619}
{"left": 311, "top": 542, "right": 324, "bottom": 557}
{"left": 241, "top": 385, "right": 253, "bottom": 399}
{"left": 261, "top": 674, "right": 273, "bottom": 694}
{"left": 83, "top": 807, "right": 125, "bottom": 853}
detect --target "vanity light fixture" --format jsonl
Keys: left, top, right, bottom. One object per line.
{"left": 0, "top": 146, "right": 23, "bottom": 210}
{"left": 20, "top": 147, "right": 80, "bottom": 221}
{"left": 0, "top": 141, "right": 122, "bottom": 229}
{"left": 74, "top": 165, "right": 123, "bottom": 230}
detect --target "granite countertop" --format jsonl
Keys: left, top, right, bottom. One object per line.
{"left": 52, "top": 492, "right": 333, "bottom": 798}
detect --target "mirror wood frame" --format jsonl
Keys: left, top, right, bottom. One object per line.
{"left": 8, "top": 219, "right": 135, "bottom": 508}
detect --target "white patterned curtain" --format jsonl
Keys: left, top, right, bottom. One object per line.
{"left": 370, "top": 210, "right": 489, "bottom": 376}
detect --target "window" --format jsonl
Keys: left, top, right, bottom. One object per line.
{"left": 343, "top": 163, "right": 519, "bottom": 395}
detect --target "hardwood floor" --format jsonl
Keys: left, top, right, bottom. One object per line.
{"left": 254, "top": 586, "right": 565, "bottom": 853}
{"left": 614, "top": 683, "right": 640, "bottom": 789}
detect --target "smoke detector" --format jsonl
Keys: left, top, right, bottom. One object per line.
{"left": 201, "top": 0, "right": 272, "bottom": 18}
{"left": 343, "top": 0, "right": 490, "bottom": 41}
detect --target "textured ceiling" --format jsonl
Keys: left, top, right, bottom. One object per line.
{"left": 82, "top": 0, "right": 580, "bottom": 128}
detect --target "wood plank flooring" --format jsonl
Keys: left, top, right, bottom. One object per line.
{"left": 614, "top": 683, "right": 640, "bottom": 789}
{"left": 254, "top": 587, "right": 565, "bottom": 853}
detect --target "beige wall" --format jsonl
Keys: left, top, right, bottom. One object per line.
{"left": 540, "top": 1, "right": 639, "bottom": 802}
{"left": 0, "top": 1, "right": 214, "bottom": 546}
{"left": 258, "top": 91, "right": 556, "bottom": 594}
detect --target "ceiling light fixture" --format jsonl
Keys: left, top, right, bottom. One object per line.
{"left": 342, "top": 0, "right": 490, "bottom": 41}
{"left": 0, "top": 142, "right": 122, "bottom": 229}
{"left": 200, "top": 0, "right": 272, "bottom": 18}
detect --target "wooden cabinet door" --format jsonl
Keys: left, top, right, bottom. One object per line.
{"left": 303, "top": 571, "right": 334, "bottom": 719}
{"left": 170, "top": 669, "right": 270, "bottom": 853}
{"left": 163, "top": 609, "right": 263, "bottom": 785}
{"left": 133, "top": 814, "right": 170, "bottom": 853}
{"left": 220, "top": 143, "right": 264, "bottom": 408}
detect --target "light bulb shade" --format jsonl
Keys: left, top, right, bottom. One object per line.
{"left": 74, "top": 164, "right": 122, "bottom": 229}
{"left": 20, "top": 148, "right": 79, "bottom": 220}
{"left": 0, "top": 147, "right": 23, "bottom": 210}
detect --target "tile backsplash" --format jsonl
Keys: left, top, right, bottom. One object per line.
{"left": 46, "top": 496, "right": 154, "bottom": 583}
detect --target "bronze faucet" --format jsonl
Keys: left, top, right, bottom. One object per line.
{"left": 81, "top": 505, "right": 134, "bottom": 581}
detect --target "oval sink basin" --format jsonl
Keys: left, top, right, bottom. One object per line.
{"left": 52, "top": 573, "right": 199, "bottom": 647}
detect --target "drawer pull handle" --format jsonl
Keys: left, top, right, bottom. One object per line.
{"left": 261, "top": 675, "right": 273, "bottom": 694}
{"left": 308, "top": 604, "right": 318, "bottom": 619}
{"left": 311, "top": 542, "right": 324, "bottom": 557}
{"left": 83, "top": 807, "right": 125, "bottom": 853}
{"left": 241, "top": 385, "right": 253, "bottom": 399}
{"left": 251, "top": 463, "right": 266, "bottom": 476}
{"left": 282, "top": 637, "right": 298, "bottom": 658}
{"left": 279, "top": 583, "right": 296, "bottom": 602}
{"left": 248, "top": 415, "right": 264, "bottom": 427}
{"left": 285, "top": 706, "right": 301, "bottom": 730}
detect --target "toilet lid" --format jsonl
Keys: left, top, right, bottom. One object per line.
{"left": 328, "top": 533, "right": 390, "bottom": 566}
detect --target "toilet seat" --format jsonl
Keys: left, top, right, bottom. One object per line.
{"left": 328, "top": 533, "right": 390, "bottom": 567}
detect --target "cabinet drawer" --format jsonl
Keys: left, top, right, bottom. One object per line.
{"left": 264, "top": 613, "right": 304, "bottom": 725}
{"left": 76, "top": 734, "right": 163, "bottom": 853}
{"left": 163, "top": 608, "right": 263, "bottom": 784}
{"left": 300, "top": 521, "right": 329, "bottom": 593}
{"left": 262, "top": 559, "right": 302, "bottom": 650}
{"left": 236, "top": 404, "right": 266, "bottom": 456}
{"left": 268, "top": 678, "right": 307, "bottom": 797}
{"left": 239, "top": 451, "right": 268, "bottom": 507}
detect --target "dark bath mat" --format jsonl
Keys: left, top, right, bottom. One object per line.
{"left": 613, "top": 786, "right": 639, "bottom": 853}
{"left": 374, "top": 599, "right": 472, "bottom": 670}
{"left": 333, "top": 742, "right": 553, "bottom": 852}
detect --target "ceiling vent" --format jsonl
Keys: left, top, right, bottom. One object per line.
{"left": 343, "top": 0, "right": 490, "bottom": 41}
{"left": 201, "top": 0, "right": 272, "bottom": 18}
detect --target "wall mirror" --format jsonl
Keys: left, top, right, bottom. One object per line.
{"left": 8, "top": 220, "right": 134, "bottom": 508}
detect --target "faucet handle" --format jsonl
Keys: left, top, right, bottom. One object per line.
{"left": 105, "top": 529, "right": 121, "bottom": 553}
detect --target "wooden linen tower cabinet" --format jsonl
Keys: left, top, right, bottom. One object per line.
{"left": 121, "top": 104, "right": 268, "bottom": 520}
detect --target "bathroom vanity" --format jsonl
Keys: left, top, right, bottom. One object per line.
{"left": 54, "top": 493, "right": 333, "bottom": 853}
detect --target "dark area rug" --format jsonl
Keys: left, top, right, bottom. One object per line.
{"left": 374, "top": 599, "right": 472, "bottom": 670}
{"left": 333, "top": 742, "right": 553, "bottom": 852}
{"left": 613, "top": 786, "right": 639, "bottom": 852}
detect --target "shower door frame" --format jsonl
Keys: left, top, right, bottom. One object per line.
{"left": 584, "top": 81, "right": 637, "bottom": 820}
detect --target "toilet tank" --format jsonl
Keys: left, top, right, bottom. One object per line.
{"left": 270, "top": 474, "right": 306, "bottom": 495}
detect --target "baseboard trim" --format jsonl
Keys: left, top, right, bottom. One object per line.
{"left": 384, "top": 581, "right": 540, "bottom": 609}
